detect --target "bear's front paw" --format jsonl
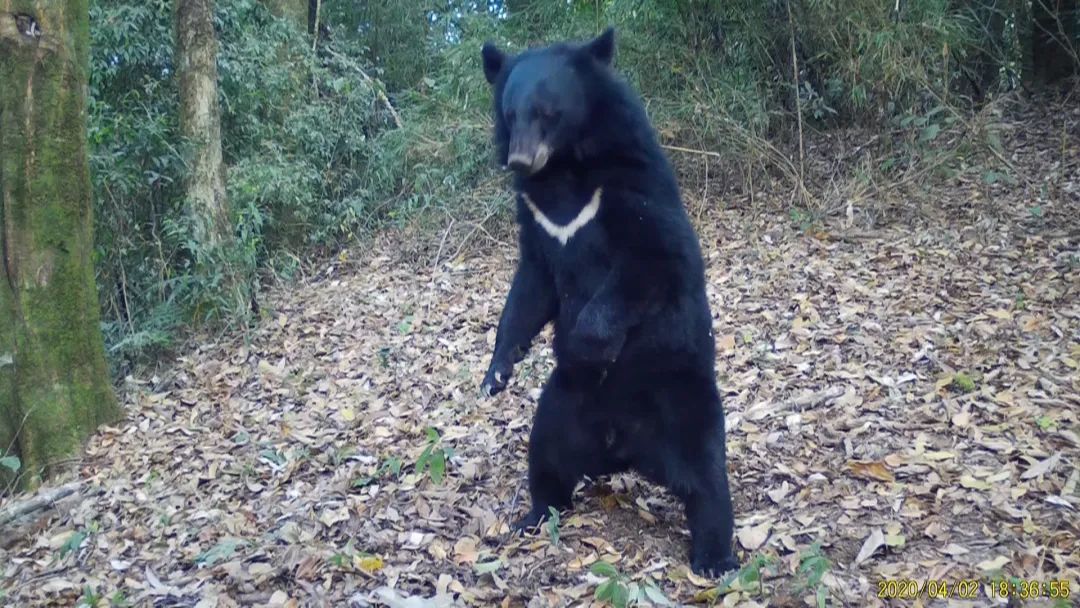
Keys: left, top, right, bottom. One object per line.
{"left": 511, "top": 508, "right": 548, "bottom": 533}
{"left": 690, "top": 553, "right": 740, "bottom": 579}
{"left": 480, "top": 362, "right": 512, "bottom": 397}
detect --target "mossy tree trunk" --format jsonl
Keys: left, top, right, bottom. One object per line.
{"left": 175, "top": 0, "right": 231, "bottom": 253}
{"left": 0, "top": 1, "right": 121, "bottom": 488}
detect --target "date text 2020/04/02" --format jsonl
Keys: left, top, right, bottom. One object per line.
{"left": 877, "top": 578, "right": 1071, "bottom": 600}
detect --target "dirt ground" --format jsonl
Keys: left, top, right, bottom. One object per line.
{"left": 2, "top": 102, "right": 1079, "bottom": 607}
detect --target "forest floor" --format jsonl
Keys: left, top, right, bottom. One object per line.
{"left": 3, "top": 100, "right": 1080, "bottom": 608}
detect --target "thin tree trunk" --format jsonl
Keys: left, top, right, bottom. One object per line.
{"left": 1032, "top": 0, "right": 1079, "bottom": 83}
{"left": 0, "top": 1, "right": 121, "bottom": 488}
{"left": 175, "top": 0, "right": 231, "bottom": 252}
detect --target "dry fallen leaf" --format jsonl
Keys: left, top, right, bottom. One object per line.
{"left": 356, "top": 555, "right": 384, "bottom": 573}
{"left": 976, "top": 556, "right": 1010, "bottom": 572}
{"left": 453, "top": 537, "right": 478, "bottom": 565}
{"left": 766, "top": 481, "right": 791, "bottom": 504}
{"left": 855, "top": 528, "right": 886, "bottom": 565}
{"left": 959, "top": 475, "right": 992, "bottom": 490}
{"left": 5, "top": 160, "right": 1080, "bottom": 607}
{"left": 737, "top": 521, "right": 771, "bottom": 551}
{"left": 718, "top": 334, "right": 737, "bottom": 352}
{"left": 847, "top": 460, "right": 895, "bottom": 482}
{"left": 1020, "top": 452, "right": 1061, "bottom": 480}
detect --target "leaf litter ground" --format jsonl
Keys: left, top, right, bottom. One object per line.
{"left": 3, "top": 105, "right": 1080, "bottom": 608}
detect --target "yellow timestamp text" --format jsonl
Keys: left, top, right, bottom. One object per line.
{"left": 988, "top": 578, "right": 1071, "bottom": 600}
{"left": 877, "top": 579, "right": 981, "bottom": 600}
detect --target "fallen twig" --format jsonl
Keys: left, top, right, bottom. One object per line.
{"left": 0, "top": 481, "right": 82, "bottom": 528}
{"left": 661, "top": 143, "right": 722, "bottom": 158}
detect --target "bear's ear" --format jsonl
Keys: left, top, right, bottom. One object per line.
{"left": 481, "top": 42, "right": 508, "bottom": 84}
{"left": 584, "top": 27, "right": 615, "bottom": 65}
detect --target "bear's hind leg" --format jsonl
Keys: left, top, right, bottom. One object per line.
{"left": 683, "top": 458, "right": 738, "bottom": 577}
{"left": 646, "top": 375, "right": 739, "bottom": 577}
{"left": 513, "top": 368, "right": 594, "bottom": 532}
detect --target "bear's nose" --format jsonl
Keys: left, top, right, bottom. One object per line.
{"left": 507, "top": 142, "right": 551, "bottom": 175}
{"left": 507, "top": 153, "right": 534, "bottom": 173}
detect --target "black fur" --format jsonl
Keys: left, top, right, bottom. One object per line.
{"left": 479, "top": 28, "right": 738, "bottom": 577}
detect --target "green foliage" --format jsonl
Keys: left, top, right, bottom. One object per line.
{"left": 589, "top": 561, "right": 672, "bottom": 607}
{"left": 89, "top": 0, "right": 392, "bottom": 363}
{"left": 109, "top": 590, "right": 132, "bottom": 607}
{"left": 796, "top": 543, "right": 832, "bottom": 608}
{"left": 415, "top": 427, "right": 452, "bottom": 484}
{"left": 76, "top": 586, "right": 104, "bottom": 608}
{"left": 194, "top": 537, "right": 247, "bottom": 567}
{"left": 474, "top": 557, "right": 504, "bottom": 575}
{"left": 546, "top": 506, "right": 561, "bottom": 546}
{"left": 952, "top": 372, "right": 978, "bottom": 393}
{"left": 87, "top": 0, "right": 1060, "bottom": 368}
{"left": 0, "top": 456, "right": 20, "bottom": 474}
{"left": 58, "top": 530, "right": 88, "bottom": 561}
{"left": 352, "top": 455, "right": 404, "bottom": 487}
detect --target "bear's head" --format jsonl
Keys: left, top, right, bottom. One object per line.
{"left": 480, "top": 28, "right": 616, "bottom": 176}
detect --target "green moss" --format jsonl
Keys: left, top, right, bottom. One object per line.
{"left": 952, "top": 372, "right": 977, "bottom": 394}
{"left": 1, "top": 0, "right": 120, "bottom": 490}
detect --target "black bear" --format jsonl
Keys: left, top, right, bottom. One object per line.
{"left": 479, "top": 28, "right": 738, "bottom": 576}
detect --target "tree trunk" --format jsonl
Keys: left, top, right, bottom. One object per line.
{"left": 175, "top": 0, "right": 231, "bottom": 252}
{"left": 1032, "top": 0, "right": 1079, "bottom": 83}
{"left": 0, "top": 1, "right": 121, "bottom": 488}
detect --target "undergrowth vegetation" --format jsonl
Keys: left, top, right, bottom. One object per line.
{"left": 88, "top": 0, "right": 1076, "bottom": 366}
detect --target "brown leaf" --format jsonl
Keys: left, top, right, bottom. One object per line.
{"left": 847, "top": 460, "right": 895, "bottom": 482}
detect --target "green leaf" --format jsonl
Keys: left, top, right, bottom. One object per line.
{"left": 952, "top": 373, "right": 976, "bottom": 393}
{"left": 643, "top": 583, "right": 673, "bottom": 606}
{"left": 415, "top": 445, "right": 432, "bottom": 473}
{"left": 59, "top": 531, "right": 87, "bottom": 559}
{"left": 610, "top": 582, "right": 630, "bottom": 608}
{"left": 429, "top": 450, "right": 446, "bottom": 484}
{"left": 920, "top": 123, "right": 941, "bottom": 142}
{"left": 594, "top": 579, "right": 616, "bottom": 601}
{"left": 740, "top": 563, "right": 761, "bottom": 584}
{"left": 194, "top": 538, "right": 246, "bottom": 567}
{"left": 546, "top": 506, "right": 560, "bottom": 545}
{"left": 425, "top": 427, "right": 440, "bottom": 443}
{"left": 259, "top": 449, "right": 285, "bottom": 466}
{"left": 816, "top": 585, "right": 828, "bottom": 608}
{"left": 474, "top": 558, "right": 503, "bottom": 575}
{"left": 0, "top": 456, "right": 21, "bottom": 473}
{"left": 590, "top": 561, "right": 619, "bottom": 578}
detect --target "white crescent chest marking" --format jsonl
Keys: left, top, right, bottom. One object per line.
{"left": 522, "top": 188, "right": 602, "bottom": 246}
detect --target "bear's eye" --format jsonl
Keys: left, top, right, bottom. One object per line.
{"left": 539, "top": 107, "right": 560, "bottom": 121}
